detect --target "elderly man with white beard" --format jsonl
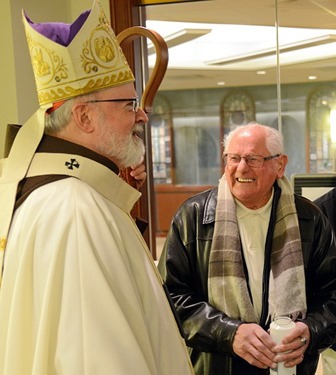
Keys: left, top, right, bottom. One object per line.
{"left": 0, "top": 1, "right": 193, "bottom": 374}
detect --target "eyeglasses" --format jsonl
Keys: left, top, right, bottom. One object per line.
{"left": 224, "top": 153, "right": 280, "bottom": 168}
{"left": 86, "top": 97, "right": 140, "bottom": 112}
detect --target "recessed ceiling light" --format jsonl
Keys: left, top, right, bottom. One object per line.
{"left": 308, "top": 75, "right": 317, "bottom": 80}
{"left": 147, "top": 28, "right": 211, "bottom": 55}
{"left": 257, "top": 70, "right": 266, "bottom": 75}
{"left": 206, "top": 35, "right": 336, "bottom": 66}
{"left": 217, "top": 81, "right": 225, "bottom": 86}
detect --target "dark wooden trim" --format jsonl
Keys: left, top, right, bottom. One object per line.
{"left": 108, "top": 0, "right": 157, "bottom": 257}
{"left": 154, "top": 184, "right": 214, "bottom": 237}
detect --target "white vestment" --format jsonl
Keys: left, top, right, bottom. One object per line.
{"left": 0, "top": 160, "right": 193, "bottom": 374}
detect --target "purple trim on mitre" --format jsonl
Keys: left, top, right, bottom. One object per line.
{"left": 23, "top": 9, "right": 90, "bottom": 47}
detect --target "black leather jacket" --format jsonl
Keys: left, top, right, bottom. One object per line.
{"left": 314, "top": 187, "right": 336, "bottom": 230}
{"left": 158, "top": 183, "right": 336, "bottom": 375}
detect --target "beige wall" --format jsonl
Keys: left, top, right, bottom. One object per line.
{"left": 0, "top": 0, "right": 109, "bottom": 158}
{"left": 0, "top": 0, "right": 19, "bottom": 157}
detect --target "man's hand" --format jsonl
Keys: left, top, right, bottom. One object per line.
{"left": 129, "top": 156, "right": 147, "bottom": 189}
{"left": 272, "top": 321, "right": 309, "bottom": 368}
{"left": 233, "top": 323, "right": 277, "bottom": 369}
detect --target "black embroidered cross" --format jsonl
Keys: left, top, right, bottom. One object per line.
{"left": 65, "top": 158, "right": 80, "bottom": 170}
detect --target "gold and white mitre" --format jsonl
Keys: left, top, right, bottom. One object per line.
{"left": 0, "top": 0, "right": 134, "bottom": 279}
{"left": 23, "top": 0, "right": 134, "bottom": 106}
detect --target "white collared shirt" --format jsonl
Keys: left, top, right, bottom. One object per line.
{"left": 235, "top": 190, "right": 273, "bottom": 319}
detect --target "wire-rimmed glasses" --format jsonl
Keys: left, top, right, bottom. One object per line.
{"left": 224, "top": 153, "right": 280, "bottom": 168}
{"left": 86, "top": 97, "right": 140, "bottom": 112}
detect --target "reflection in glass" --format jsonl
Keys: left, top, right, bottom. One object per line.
{"left": 308, "top": 86, "right": 336, "bottom": 173}
{"left": 173, "top": 118, "right": 220, "bottom": 185}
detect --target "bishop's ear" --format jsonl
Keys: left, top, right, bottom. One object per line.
{"left": 71, "top": 102, "right": 95, "bottom": 133}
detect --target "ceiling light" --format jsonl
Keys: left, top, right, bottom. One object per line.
{"left": 308, "top": 75, "right": 317, "bottom": 80}
{"left": 205, "top": 34, "right": 336, "bottom": 66}
{"left": 257, "top": 70, "right": 266, "bottom": 75}
{"left": 147, "top": 28, "right": 211, "bottom": 55}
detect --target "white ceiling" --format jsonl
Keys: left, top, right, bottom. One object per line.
{"left": 144, "top": 0, "right": 336, "bottom": 90}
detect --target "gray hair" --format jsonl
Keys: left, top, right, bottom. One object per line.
{"left": 223, "top": 122, "right": 284, "bottom": 155}
{"left": 44, "top": 92, "right": 96, "bottom": 134}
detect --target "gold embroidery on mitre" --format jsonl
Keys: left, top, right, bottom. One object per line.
{"left": 0, "top": 237, "right": 6, "bottom": 252}
{"left": 95, "top": 36, "right": 115, "bottom": 62}
{"left": 23, "top": 0, "right": 134, "bottom": 106}
{"left": 39, "top": 86, "right": 79, "bottom": 105}
{"left": 33, "top": 48, "right": 50, "bottom": 77}
{"left": 26, "top": 34, "right": 68, "bottom": 87}
{"left": 81, "top": 7, "right": 131, "bottom": 79}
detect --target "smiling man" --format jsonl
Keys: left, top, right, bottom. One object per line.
{"left": 158, "top": 122, "right": 336, "bottom": 375}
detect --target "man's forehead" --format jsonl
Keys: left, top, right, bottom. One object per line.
{"left": 228, "top": 136, "right": 267, "bottom": 150}
{"left": 93, "top": 84, "right": 134, "bottom": 100}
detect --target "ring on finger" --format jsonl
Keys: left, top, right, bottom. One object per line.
{"left": 300, "top": 336, "right": 307, "bottom": 346}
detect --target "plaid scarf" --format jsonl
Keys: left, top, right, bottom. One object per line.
{"left": 208, "top": 175, "right": 306, "bottom": 323}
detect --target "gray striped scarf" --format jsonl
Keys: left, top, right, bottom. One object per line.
{"left": 208, "top": 175, "right": 306, "bottom": 322}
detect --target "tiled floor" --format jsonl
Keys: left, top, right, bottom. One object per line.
{"left": 156, "top": 237, "right": 325, "bottom": 374}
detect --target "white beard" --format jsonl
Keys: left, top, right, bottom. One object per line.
{"left": 96, "top": 120, "right": 145, "bottom": 168}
